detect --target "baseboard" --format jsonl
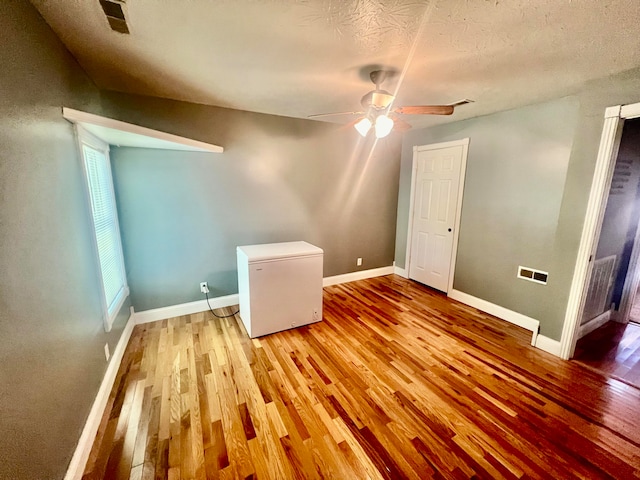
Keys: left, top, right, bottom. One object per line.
{"left": 449, "top": 289, "right": 540, "bottom": 334}
{"left": 132, "top": 294, "right": 240, "bottom": 325}
{"left": 534, "top": 334, "right": 562, "bottom": 356}
{"left": 448, "top": 289, "right": 541, "bottom": 347}
{"left": 64, "top": 312, "right": 136, "bottom": 480}
{"left": 323, "top": 266, "right": 394, "bottom": 287}
{"left": 393, "top": 266, "right": 408, "bottom": 278}
{"left": 578, "top": 310, "right": 611, "bottom": 339}
{"left": 133, "top": 269, "right": 395, "bottom": 324}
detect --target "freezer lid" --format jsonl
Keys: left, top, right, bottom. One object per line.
{"left": 237, "top": 241, "right": 323, "bottom": 262}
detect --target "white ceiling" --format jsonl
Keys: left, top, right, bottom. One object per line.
{"left": 31, "top": 0, "right": 640, "bottom": 129}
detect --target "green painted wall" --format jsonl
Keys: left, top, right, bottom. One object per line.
{"left": 107, "top": 98, "right": 401, "bottom": 311}
{"left": 0, "top": 2, "right": 130, "bottom": 478}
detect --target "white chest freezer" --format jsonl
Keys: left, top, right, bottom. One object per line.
{"left": 236, "top": 241, "right": 323, "bottom": 338}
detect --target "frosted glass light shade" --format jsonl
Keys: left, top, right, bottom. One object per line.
{"left": 375, "top": 115, "right": 394, "bottom": 138}
{"left": 354, "top": 117, "right": 372, "bottom": 136}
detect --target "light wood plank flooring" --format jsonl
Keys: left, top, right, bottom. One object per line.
{"left": 83, "top": 275, "right": 640, "bottom": 479}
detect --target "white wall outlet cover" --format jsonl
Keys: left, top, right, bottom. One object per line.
{"left": 104, "top": 343, "right": 110, "bottom": 362}
{"left": 357, "top": 257, "right": 363, "bottom": 266}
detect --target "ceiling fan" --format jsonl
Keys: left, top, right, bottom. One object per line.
{"left": 309, "top": 70, "right": 472, "bottom": 138}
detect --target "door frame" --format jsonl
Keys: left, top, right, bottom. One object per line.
{"left": 560, "top": 102, "right": 640, "bottom": 359}
{"left": 617, "top": 218, "right": 640, "bottom": 324}
{"left": 405, "top": 138, "right": 470, "bottom": 294}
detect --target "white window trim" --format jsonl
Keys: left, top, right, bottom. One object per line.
{"left": 62, "top": 107, "right": 223, "bottom": 152}
{"left": 75, "top": 125, "right": 129, "bottom": 332}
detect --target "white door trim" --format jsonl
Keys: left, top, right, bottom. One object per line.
{"left": 559, "top": 103, "right": 640, "bottom": 359}
{"left": 405, "top": 138, "right": 470, "bottom": 293}
{"left": 617, "top": 217, "right": 640, "bottom": 324}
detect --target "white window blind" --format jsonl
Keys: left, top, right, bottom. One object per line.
{"left": 79, "top": 132, "right": 128, "bottom": 330}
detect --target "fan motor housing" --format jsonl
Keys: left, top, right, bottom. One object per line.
{"left": 361, "top": 89, "right": 395, "bottom": 110}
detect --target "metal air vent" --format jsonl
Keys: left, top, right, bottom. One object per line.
{"left": 99, "top": 0, "right": 129, "bottom": 34}
{"left": 517, "top": 266, "right": 548, "bottom": 285}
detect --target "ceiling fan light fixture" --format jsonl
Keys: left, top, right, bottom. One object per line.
{"left": 354, "top": 117, "right": 372, "bottom": 136}
{"left": 374, "top": 114, "right": 394, "bottom": 138}
{"left": 308, "top": 69, "right": 472, "bottom": 134}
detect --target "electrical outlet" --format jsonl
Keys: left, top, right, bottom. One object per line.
{"left": 356, "top": 257, "right": 363, "bottom": 266}
{"left": 104, "top": 343, "right": 110, "bottom": 362}
{"left": 200, "top": 281, "right": 209, "bottom": 294}
{"left": 313, "top": 308, "right": 319, "bottom": 321}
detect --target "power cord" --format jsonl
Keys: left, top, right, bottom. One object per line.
{"left": 205, "top": 291, "right": 239, "bottom": 318}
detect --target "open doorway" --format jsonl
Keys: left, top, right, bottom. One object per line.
{"left": 573, "top": 118, "right": 640, "bottom": 386}
{"left": 630, "top": 284, "right": 640, "bottom": 323}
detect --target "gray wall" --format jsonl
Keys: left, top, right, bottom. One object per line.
{"left": 5, "top": 0, "right": 640, "bottom": 476}
{"left": 395, "top": 98, "right": 580, "bottom": 338}
{"left": 0, "top": 2, "right": 400, "bottom": 476}
{"left": 0, "top": 1, "right": 130, "bottom": 479}
{"left": 105, "top": 94, "right": 401, "bottom": 312}
{"left": 546, "top": 68, "right": 640, "bottom": 339}
{"left": 396, "top": 69, "right": 640, "bottom": 340}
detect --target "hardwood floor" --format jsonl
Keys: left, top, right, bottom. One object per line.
{"left": 574, "top": 320, "right": 640, "bottom": 388}
{"left": 83, "top": 275, "right": 640, "bottom": 479}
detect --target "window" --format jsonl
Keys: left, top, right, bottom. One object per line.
{"left": 77, "top": 127, "right": 128, "bottom": 331}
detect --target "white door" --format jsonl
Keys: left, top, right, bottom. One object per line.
{"left": 408, "top": 143, "right": 465, "bottom": 292}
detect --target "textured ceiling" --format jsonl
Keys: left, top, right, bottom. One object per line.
{"left": 30, "top": 0, "right": 640, "bottom": 128}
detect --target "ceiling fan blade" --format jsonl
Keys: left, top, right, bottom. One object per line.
{"left": 308, "top": 111, "right": 364, "bottom": 119}
{"left": 393, "top": 105, "right": 454, "bottom": 115}
{"left": 447, "top": 99, "right": 474, "bottom": 107}
{"left": 393, "top": 118, "right": 412, "bottom": 131}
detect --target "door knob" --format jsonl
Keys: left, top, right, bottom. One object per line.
{"left": 448, "top": 228, "right": 452, "bottom": 232}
